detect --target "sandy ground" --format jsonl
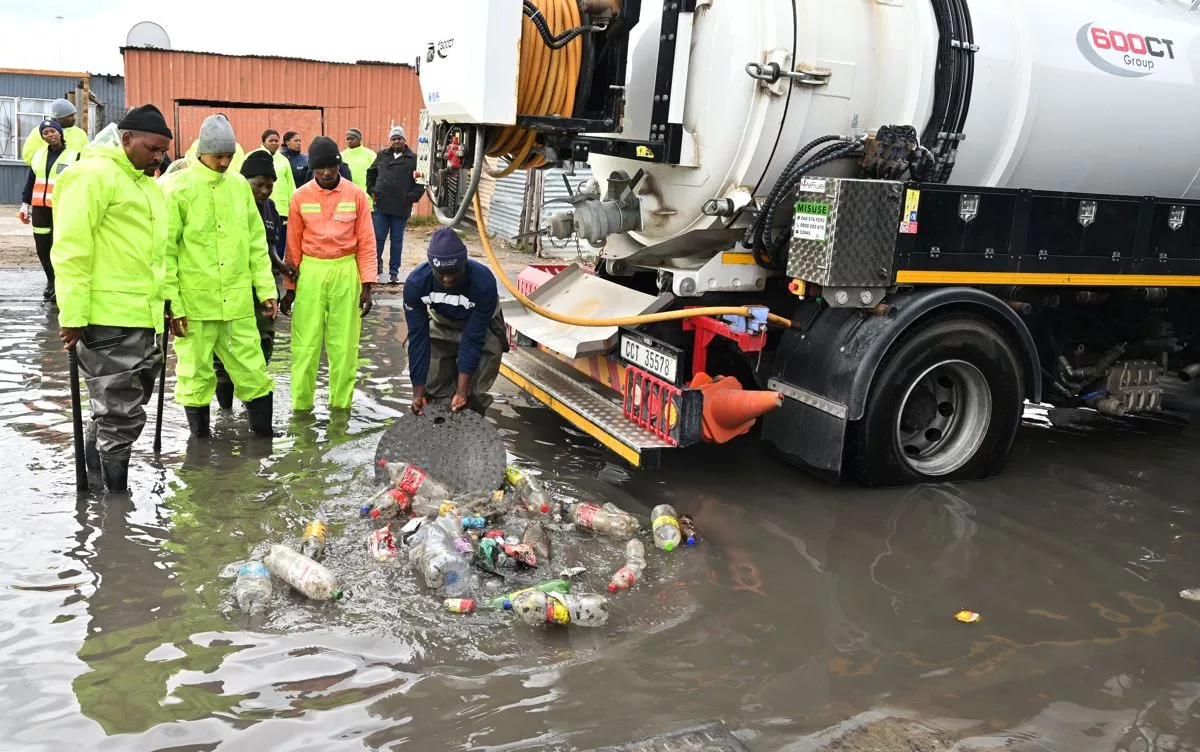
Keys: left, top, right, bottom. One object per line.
{"left": 0, "top": 206, "right": 543, "bottom": 288}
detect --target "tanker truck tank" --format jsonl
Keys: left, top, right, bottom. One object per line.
{"left": 417, "top": 0, "right": 1200, "bottom": 266}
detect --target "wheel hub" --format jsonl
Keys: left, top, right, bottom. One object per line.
{"left": 895, "top": 360, "right": 992, "bottom": 477}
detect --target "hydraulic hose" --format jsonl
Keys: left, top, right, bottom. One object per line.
{"left": 473, "top": 193, "right": 794, "bottom": 329}
{"left": 434, "top": 125, "right": 487, "bottom": 227}
{"left": 488, "top": 0, "right": 585, "bottom": 177}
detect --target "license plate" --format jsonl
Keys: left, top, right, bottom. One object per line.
{"left": 618, "top": 330, "right": 681, "bottom": 384}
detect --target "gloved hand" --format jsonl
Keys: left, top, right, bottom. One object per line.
{"left": 17, "top": 204, "right": 30, "bottom": 224}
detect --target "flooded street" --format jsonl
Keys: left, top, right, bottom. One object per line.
{"left": 2, "top": 269, "right": 1200, "bottom": 751}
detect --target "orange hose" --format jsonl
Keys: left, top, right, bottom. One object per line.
{"left": 487, "top": 0, "right": 583, "bottom": 178}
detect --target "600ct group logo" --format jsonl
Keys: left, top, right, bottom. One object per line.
{"left": 1077, "top": 22, "right": 1175, "bottom": 78}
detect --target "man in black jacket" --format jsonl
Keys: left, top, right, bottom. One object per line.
{"left": 366, "top": 126, "right": 422, "bottom": 284}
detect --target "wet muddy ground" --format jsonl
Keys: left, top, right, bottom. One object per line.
{"left": 1, "top": 256, "right": 1199, "bottom": 750}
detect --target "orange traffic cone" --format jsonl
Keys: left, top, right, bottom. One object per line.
{"left": 689, "top": 373, "right": 783, "bottom": 444}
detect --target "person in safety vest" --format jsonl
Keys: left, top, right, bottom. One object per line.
{"left": 163, "top": 115, "right": 278, "bottom": 439}
{"left": 403, "top": 227, "right": 508, "bottom": 416}
{"left": 22, "top": 98, "right": 88, "bottom": 165}
{"left": 212, "top": 150, "right": 297, "bottom": 411}
{"left": 51, "top": 104, "right": 173, "bottom": 492}
{"left": 341, "top": 128, "right": 375, "bottom": 211}
{"left": 18, "top": 119, "right": 81, "bottom": 302}
{"left": 185, "top": 131, "right": 245, "bottom": 174}
{"left": 281, "top": 136, "right": 376, "bottom": 412}
{"left": 251, "top": 129, "right": 295, "bottom": 258}
{"left": 366, "top": 126, "right": 423, "bottom": 284}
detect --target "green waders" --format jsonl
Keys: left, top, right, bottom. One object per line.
{"left": 291, "top": 255, "right": 362, "bottom": 411}
{"left": 424, "top": 307, "right": 508, "bottom": 414}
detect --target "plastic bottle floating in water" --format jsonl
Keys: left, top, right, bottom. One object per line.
{"left": 263, "top": 544, "right": 343, "bottom": 601}
{"left": 678, "top": 514, "right": 700, "bottom": 546}
{"left": 506, "top": 465, "right": 553, "bottom": 514}
{"left": 481, "top": 579, "right": 571, "bottom": 612}
{"left": 234, "top": 561, "right": 272, "bottom": 614}
{"left": 511, "top": 590, "right": 610, "bottom": 628}
{"left": 608, "top": 538, "right": 647, "bottom": 592}
{"left": 299, "top": 519, "right": 329, "bottom": 561}
{"left": 650, "top": 504, "right": 682, "bottom": 552}
{"left": 568, "top": 501, "right": 639, "bottom": 539}
{"left": 444, "top": 598, "right": 476, "bottom": 614}
{"left": 368, "top": 524, "right": 399, "bottom": 562}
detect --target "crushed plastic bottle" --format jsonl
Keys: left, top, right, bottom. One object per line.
{"left": 234, "top": 561, "right": 272, "bottom": 614}
{"left": 481, "top": 579, "right": 571, "bottom": 612}
{"left": 511, "top": 590, "right": 610, "bottom": 628}
{"left": 521, "top": 520, "right": 552, "bottom": 562}
{"left": 370, "top": 489, "right": 412, "bottom": 520}
{"left": 368, "top": 524, "right": 399, "bottom": 562}
{"left": 299, "top": 519, "right": 329, "bottom": 561}
{"left": 383, "top": 461, "right": 453, "bottom": 505}
{"left": 359, "top": 486, "right": 393, "bottom": 517}
{"left": 462, "top": 515, "right": 487, "bottom": 530}
{"left": 608, "top": 538, "right": 647, "bottom": 592}
{"left": 506, "top": 465, "right": 552, "bottom": 514}
{"left": 650, "top": 504, "right": 682, "bottom": 552}
{"left": 679, "top": 514, "right": 700, "bottom": 546}
{"left": 264, "top": 544, "right": 343, "bottom": 601}
{"left": 569, "top": 501, "right": 640, "bottom": 539}
{"left": 444, "top": 598, "right": 476, "bottom": 614}
{"left": 408, "top": 521, "right": 471, "bottom": 596}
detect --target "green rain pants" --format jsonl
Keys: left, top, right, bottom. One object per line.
{"left": 174, "top": 317, "right": 274, "bottom": 407}
{"left": 291, "top": 254, "right": 362, "bottom": 411}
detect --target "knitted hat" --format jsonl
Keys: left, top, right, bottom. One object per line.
{"left": 240, "top": 150, "right": 277, "bottom": 180}
{"left": 197, "top": 114, "right": 236, "bottom": 155}
{"left": 308, "top": 136, "right": 341, "bottom": 170}
{"left": 346, "top": 127, "right": 363, "bottom": 141}
{"left": 428, "top": 227, "right": 468, "bottom": 270}
{"left": 39, "top": 119, "right": 65, "bottom": 140}
{"left": 50, "top": 98, "right": 76, "bottom": 119}
{"left": 119, "top": 104, "right": 173, "bottom": 139}
{"left": 389, "top": 126, "right": 406, "bottom": 140}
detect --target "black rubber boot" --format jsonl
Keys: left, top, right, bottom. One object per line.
{"left": 84, "top": 422, "right": 101, "bottom": 474}
{"left": 185, "top": 405, "right": 211, "bottom": 437}
{"left": 246, "top": 392, "right": 274, "bottom": 438}
{"left": 42, "top": 282, "right": 53, "bottom": 301}
{"left": 215, "top": 380, "right": 235, "bottom": 410}
{"left": 100, "top": 456, "right": 129, "bottom": 493}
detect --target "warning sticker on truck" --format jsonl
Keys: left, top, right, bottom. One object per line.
{"left": 898, "top": 188, "right": 920, "bottom": 234}
{"left": 793, "top": 201, "right": 830, "bottom": 242}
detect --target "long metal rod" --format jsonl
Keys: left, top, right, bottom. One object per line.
{"left": 154, "top": 329, "right": 169, "bottom": 454}
{"left": 68, "top": 345, "right": 87, "bottom": 492}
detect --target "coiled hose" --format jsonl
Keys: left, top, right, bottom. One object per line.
{"left": 472, "top": 193, "right": 795, "bottom": 329}
{"left": 487, "top": 0, "right": 585, "bottom": 178}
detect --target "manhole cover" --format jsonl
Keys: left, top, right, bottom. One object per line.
{"left": 372, "top": 401, "right": 506, "bottom": 496}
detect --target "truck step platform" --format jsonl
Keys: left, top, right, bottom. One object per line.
{"left": 500, "top": 347, "right": 675, "bottom": 469}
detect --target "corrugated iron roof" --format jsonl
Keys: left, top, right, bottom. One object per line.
{"left": 119, "top": 47, "right": 414, "bottom": 69}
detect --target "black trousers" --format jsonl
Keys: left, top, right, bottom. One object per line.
{"left": 30, "top": 206, "right": 54, "bottom": 287}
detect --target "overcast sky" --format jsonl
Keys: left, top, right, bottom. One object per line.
{"left": 1, "top": 1, "right": 425, "bottom": 73}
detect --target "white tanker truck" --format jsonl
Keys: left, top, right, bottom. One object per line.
{"left": 414, "top": 0, "right": 1200, "bottom": 486}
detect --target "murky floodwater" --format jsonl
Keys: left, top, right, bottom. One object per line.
{"left": 2, "top": 275, "right": 1200, "bottom": 751}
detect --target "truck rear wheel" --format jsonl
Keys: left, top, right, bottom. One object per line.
{"left": 851, "top": 315, "right": 1023, "bottom": 486}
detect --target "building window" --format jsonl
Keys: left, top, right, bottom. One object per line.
{"left": 0, "top": 97, "right": 54, "bottom": 162}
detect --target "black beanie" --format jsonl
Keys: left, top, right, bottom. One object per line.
{"left": 118, "top": 104, "right": 173, "bottom": 139}
{"left": 240, "top": 150, "right": 277, "bottom": 180}
{"left": 428, "top": 227, "right": 469, "bottom": 270}
{"left": 308, "top": 136, "right": 341, "bottom": 170}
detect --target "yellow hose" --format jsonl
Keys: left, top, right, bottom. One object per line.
{"left": 473, "top": 193, "right": 795, "bottom": 329}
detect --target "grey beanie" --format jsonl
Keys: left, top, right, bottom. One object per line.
{"left": 389, "top": 126, "right": 406, "bottom": 140}
{"left": 346, "top": 127, "right": 363, "bottom": 141}
{"left": 50, "top": 98, "right": 76, "bottom": 119}
{"left": 197, "top": 114, "right": 236, "bottom": 155}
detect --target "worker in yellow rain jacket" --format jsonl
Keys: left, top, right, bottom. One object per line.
{"left": 51, "top": 105, "right": 173, "bottom": 492}
{"left": 18, "top": 119, "right": 81, "bottom": 302}
{"left": 164, "top": 114, "right": 278, "bottom": 439}
{"left": 185, "top": 129, "right": 246, "bottom": 174}
{"left": 22, "top": 98, "right": 88, "bottom": 165}
{"left": 281, "top": 136, "right": 377, "bottom": 412}
{"left": 341, "top": 128, "right": 375, "bottom": 211}
{"left": 249, "top": 129, "right": 295, "bottom": 258}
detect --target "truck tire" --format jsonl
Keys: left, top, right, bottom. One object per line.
{"left": 850, "top": 315, "right": 1023, "bottom": 486}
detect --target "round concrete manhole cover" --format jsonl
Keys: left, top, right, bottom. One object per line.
{"left": 372, "top": 401, "right": 506, "bottom": 496}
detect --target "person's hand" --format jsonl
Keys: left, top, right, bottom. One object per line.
{"left": 261, "top": 299, "right": 278, "bottom": 320}
{"left": 410, "top": 386, "right": 427, "bottom": 416}
{"left": 60, "top": 326, "right": 83, "bottom": 350}
{"left": 359, "top": 284, "right": 373, "bottom": 317}
{"left": 280, "top": 289, "right": 295, "bottom": 316}
{"left": 280, "top": 262, "right": 299, "bottom": 282}
{"left": 170, "top": 316, "right": 188, "bottom": 338}
{"left": 450, "top": 391, "right": 469, "bottom": 412}
{"left": 17, "top": 203, "right": 30, "bottom": 225}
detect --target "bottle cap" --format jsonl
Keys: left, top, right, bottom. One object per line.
{"left": 663, "top": 541, "right": 676, "bottom": 552}
{"left": 686, "top": 536, "right": 696, "bottom": 545}
{"left": 607, "top": 583, "right": 618, "bottom": 592}
{"left": 370, "top": 508, "right": 381, "bottom": 519}
{"left": 539, "top": 504, "right": 550, "bottom": 513}
{"left": 331, "top": 588, "right": 344, "bottom": 600}
{"left": 359, "top": 505, "right": 371, "bottom": 516}
{"left": 378, "top": 459, "right": 387, "bottom": 467}
{"left": 501, "top": 598, "right": 512, "bottom": 610}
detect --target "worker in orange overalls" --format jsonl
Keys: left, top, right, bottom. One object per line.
{"left": 17, "top": 119, "right": 81, "bottom": 303}
{"left": 280, "top": 136, "right": 377, "bottom": 412}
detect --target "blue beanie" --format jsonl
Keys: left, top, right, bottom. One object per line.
{"left": 428, "top": 227, "right": 469, "bottom": 270}
{"left": 39, "top": 119, "right": 64, "bottom": 140}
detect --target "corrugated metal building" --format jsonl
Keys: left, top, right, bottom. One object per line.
{"left": 470, "top": 156, "right": 595, "bottom": 258}
{"left": 0, "top": 68, "right": 125, "bottom": 203}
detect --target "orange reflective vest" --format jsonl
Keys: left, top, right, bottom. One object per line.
{"left": 30, "top": 146, "right": 80, "bottom": 208}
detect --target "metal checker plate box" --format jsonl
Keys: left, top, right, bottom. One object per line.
{"left": 786, "top": 178, "right": 905, "bottom": 287}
